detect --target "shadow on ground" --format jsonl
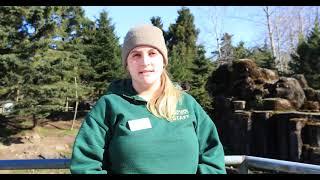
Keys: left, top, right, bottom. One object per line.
{"left": 0, "top": 111, "right": 87, "bottom": 146}
{"left": 0, "top": 115, "right": 36, "bottom": 146}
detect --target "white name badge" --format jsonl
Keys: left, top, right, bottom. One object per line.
{"left": 128, "top": 118, "right": 152, "bottom": 131}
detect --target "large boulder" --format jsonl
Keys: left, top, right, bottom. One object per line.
{"left": 260, "top": 68, "right": 279, "bottom": 83}
{"left": 293, "top": 74, "right": 309, "bottom": 89}
{"left": 262, "top": 98, "right": 294, "bottom": 111}
{"left": 301, "top": 101, "right": 320, "bottom": 112}
{"left": 269, "top": 77, "right": 306, "bottom": 109}
{"left": 208, "top": 59, "right": 280, "bottom": 102}
{"left": 304, "top": 88, "right": 320, "bottom": 102}
{"left": 208, "top": 59, "right": 320, "bottom": 112}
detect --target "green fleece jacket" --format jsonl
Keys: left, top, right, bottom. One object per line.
{"left": 70, "top": 79, "right": 226, "bottom": 174}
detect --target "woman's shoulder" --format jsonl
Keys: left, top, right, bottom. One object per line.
{"left": 179, "top": 91, "right": 198, "bottom": 105}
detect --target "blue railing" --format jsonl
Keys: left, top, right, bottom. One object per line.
{"left": 0, "top": 159, "right": 70, "bottom": 170}
{"left": 1, "top": 156, "right": 320, "bottom": 174}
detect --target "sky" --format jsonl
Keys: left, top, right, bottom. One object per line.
{"left": 82, "top": 6, "right": 267, "bottom": 58}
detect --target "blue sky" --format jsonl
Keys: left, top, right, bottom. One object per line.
{"left": 82, "top": 6, "right": 266, "bottom": 57}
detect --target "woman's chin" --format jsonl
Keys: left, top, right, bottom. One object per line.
{"left": 140, "top": 78, "right": 157, "bottom": 85}
{"left": 137, "top": 76, "right": 159, "bottom": 85}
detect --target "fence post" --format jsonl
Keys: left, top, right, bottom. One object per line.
{"left": 238, "top": 161, "right": 249, "bottom": 174}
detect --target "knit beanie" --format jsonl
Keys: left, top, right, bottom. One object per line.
{"left": 121, "top": 24, "right": 168, "bottom": 67}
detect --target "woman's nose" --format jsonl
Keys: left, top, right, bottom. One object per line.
{"left": 141, "top": 54, "right": 151, "bottom": 65}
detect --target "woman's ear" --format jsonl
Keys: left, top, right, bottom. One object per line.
{"left": 125, "top": 65, "right": 131, "bottom": 76}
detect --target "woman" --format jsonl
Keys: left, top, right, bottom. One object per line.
{"left": 70, "top": 24, "right": 226, "bottom": 174}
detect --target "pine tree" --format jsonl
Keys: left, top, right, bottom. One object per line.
{"left": 150, "top": 16, "right": 164, "bottom": 29}
{"left": 233, "top": 41, "right": 275, "bottom": 70}
{"left": 0, "top": 6, "right": 95, "bottom": 119}
{"left": 233, "top": 41, "right": 250, "bottom": 59}
{"left": 290, "top": 16, "right": 320, "bottom": 89}
{"left": 166, "top": 7, "right": 199, "bottom": 84}
{"left": 82, "top": 10, "right": 124, "bottom": 97}
{"left": 250, "top": 43, "right": 275, "bottom": 70}
{"left": 217, "top": 33, "right": 235, "bottom": 65}
{"left": 0, "top": 6, "right": 62, "bottom": 118}
{"left": 289, "top": 34, "right": 305, "bottom": 74}
{"left": 150, "top": 16, "right": 169, "bottom": 45}
{"left": 0, "top": 7, "right": 32, "bottom": 103}
{"left": 18, "top": 6, "right": 91, "bottom": 118}
{"left": 189, "top": 45, "right": 215, "bottom": 112}
{"left": 50, "top": 6, "right": 95, "bottom": 112}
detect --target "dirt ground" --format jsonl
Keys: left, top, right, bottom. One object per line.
{"left": 0, "top": 116, "right": 84, "bottom": 174}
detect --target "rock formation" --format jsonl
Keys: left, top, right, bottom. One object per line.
{"left": 207, "top": 59, "right": 320, "bottom": 164}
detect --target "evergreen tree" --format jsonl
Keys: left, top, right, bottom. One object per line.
{"left": 166, "top": 7, "right": 199, "bottom": 83}
{"left": 150, "top": 16, "right": 164, "bottom": 30}
{"left": 18, "top": 6, "right": 92, "bottom": 118}
{"left": 250, "top": 43, "right": 275, "bottom": 70}
{"left": 233, "top": 41, "right": 250, "bottom": 59}
{"left": 189, "top": 45, "right": 215, "bottom": 112}
{"left": 0, "top": 6, "right": 95, "bottom": 119}
{"left": 82, "top": 10, "right": 124, "bottom": 97}
{"left": 0, "top": 7, "right": 34, "bottom": 103}
{"left": 217, "top": 33, "right": 235, "bottom": 65}
{"left": 289, "top": 34, "right": 305, "bottom": 74}
{"left": 0, "top": 6, "right": 61, "bottom": 118}
{"left": 233, "top": 40, "right": 274, "bottom": 70}
{"left": 290, "top": 16, "right": 320, "bottom": 89}
{"left": 150, "top": 16, "right": 169, "bottom": 46}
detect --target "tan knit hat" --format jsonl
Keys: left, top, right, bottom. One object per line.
{"left": 121, "top": 24, "right": 168, "bottom": 67}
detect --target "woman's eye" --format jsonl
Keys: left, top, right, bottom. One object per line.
{"left": 149, "top": 51, "right": 157, "bottom": 56}
{"left": 132, "top": 54, "right": 140, "bottom": 58}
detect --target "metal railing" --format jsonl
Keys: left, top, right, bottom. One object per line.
{"left": 1, "top": 156, "right": 320, "bottom": 174}
{"left": 225, "top": 155, "right": 320, "bottom": 174}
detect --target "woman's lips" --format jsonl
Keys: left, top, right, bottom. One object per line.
{"left": 139, "top": 70, "right": 154, "bottom": 74}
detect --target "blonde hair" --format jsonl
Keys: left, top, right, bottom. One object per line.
{"left": 147, "top": 69, "right": 182, "bottom": 121}
{"left": 124, "top": 45, "right": 181, "bottom": 121}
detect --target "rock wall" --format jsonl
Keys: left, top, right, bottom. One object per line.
{"left": 214, "top": 108, "right": 320, "bottom": 164}
{"left": 209, "top": 59, "right": 320, "bottom": 164}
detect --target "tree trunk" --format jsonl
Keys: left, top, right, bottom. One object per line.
{"left": 274, "top": 16, "right": 282, "bottom": 72}
{"left": 264, "top": 6, "right": 276, "bottom": 62}
{"left": 65, "top": 97, "right": 69, "bottom": 112}
{"left": 15, "top": 88, "right": 20, "bottom": 102}
{"left": 32, "top": 114, "right": 38, "bottom": 129}
{"left": 71, "top": 77, "right": 78, "bottom": 130}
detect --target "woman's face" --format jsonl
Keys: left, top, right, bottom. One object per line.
{"left": 127, "top": 46, "right": 164, "bottom": 87}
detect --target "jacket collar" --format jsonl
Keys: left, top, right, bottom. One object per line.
{"left": 107, "top": 79, "right": 147, "bottom": 104}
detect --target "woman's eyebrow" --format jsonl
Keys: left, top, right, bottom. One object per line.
{"left": 129, "top": 50, "right": 140, "bottom": 54}
{"left": 130, "top": 49, "right": 154, "bottom": 54}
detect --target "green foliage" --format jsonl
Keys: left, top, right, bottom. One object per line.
{"left": 250, "top": 43, "right": 275, "bottom": 70}
{"left": 217, "top": 33, "right": 235, "bottom": 63}
{"left": 150, "top": 16, "right": 169, "bottom": 46}
{"left": 233, "top": 41, "right": 250, "bottom": 59}
{"left": 233, "top": 41, "right": 275, "bottom": 70}
{"left": 152, "top": 7, "right": 215, "bottom": 114}
{"left": 81, "top": 10, "right": 124, "bottom": 97}
{"left": 166, "top": 7, "right": 199, "bottom": 83}
{"left": 189, "top": 45, "right": 215, "bottom": 112}
{"left": 0, "top": 6, "right": 122, "bottom": 119}
{"left": 290, "top": 17, "right": 320, "bottom": 89}
{"left": 150, "top": 16, "right": 164, "bottom": 30}
{"left": 151, "top": 7, "right": 216, "bottom": 115}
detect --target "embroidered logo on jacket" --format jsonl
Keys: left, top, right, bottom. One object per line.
{"left": 173, "top": 109, "right": 189, "bottom": 121}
